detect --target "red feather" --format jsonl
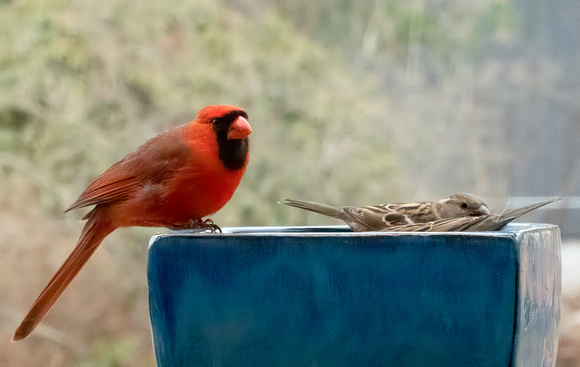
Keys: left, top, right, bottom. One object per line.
{"left": 13, "top": 105, "right": 251, "bottom": 340}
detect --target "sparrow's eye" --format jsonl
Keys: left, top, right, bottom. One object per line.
{"left": 460, "top": 202, "right": 468, "bottom": 209}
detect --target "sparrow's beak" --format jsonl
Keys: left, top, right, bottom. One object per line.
{"left": 227, "top": 116, "right": 252, "bottom": 140}
{"left": 471, "top": 205, "right": 491, "bottom": 216}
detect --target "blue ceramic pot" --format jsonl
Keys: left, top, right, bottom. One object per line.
{"left": 148, "top": 224, "right": 560, "bottom": 367}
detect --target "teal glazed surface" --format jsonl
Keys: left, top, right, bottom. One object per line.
{"left": 147, "top": 224, "right": 560, "bottom": 367}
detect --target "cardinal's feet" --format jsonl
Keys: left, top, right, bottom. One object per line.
{"left": 179, "top": 218, "right": 222, "bottom": 233}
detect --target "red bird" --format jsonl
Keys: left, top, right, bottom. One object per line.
{"left": 13, "top": 105, "right": 252, "bottom": 341}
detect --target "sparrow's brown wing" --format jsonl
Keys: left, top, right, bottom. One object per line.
{"left": 342, "top": 206, "right": 391, "bottom": 231}
{"left": 383, "top": 202, "right": 440, "bottom": 223}
{"left": 342, "top": 202, "right": 438, "bottom": 231}
{"left": 380, "top": 215, "right": 492, "bottom": 232}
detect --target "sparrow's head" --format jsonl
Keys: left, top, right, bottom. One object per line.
{"left": 436, "top": 193, "right": 490, "bottom": 219}
{"left": 195, "top": 105, "right": 252, "bottom": 171}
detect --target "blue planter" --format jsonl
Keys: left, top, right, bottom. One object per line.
{"left": 148, "top": 224, "right": 560, "bottom": 367}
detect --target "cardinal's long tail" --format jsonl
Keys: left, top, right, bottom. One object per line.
{"left": 279, "top": 198, "right": 347, "bottom": 221}
{"left": 13, "top": 208, "right": 115, "bottom": 341}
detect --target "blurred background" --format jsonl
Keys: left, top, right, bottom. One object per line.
{"left": 1, "top": 0, "right": 578, "bottom": 365}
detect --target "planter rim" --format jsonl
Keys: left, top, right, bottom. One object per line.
{"left": 149, "top": 223, "right": 559, "bottom": 247}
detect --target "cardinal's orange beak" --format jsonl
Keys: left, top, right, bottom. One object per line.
{"left": 227, "top": 116, "right": 252, "bottom": 140}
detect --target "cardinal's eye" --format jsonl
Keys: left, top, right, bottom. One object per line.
{"left": 460, "top": 202, "right": 468, "bottom": 209}
{"left": 211, "top": 118, "right": 218, "bottom": 124}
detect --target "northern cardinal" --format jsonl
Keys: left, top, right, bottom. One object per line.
{"left": 13, "top": 105, "right": 252, "bottom": 341}
{"left": 280, "top": 193, "right": 490, "bottom": 231}
{"left": 379, "top": 197, "right": 562, "bottom": 232}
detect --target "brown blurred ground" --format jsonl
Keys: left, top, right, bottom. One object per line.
{"left": 558, "top": 241, "right": 580, "bottom": 367}
{"left": 1, "top": 208, "right": 157, "bottom": 366}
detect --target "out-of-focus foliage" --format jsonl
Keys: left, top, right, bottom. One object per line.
{"left": 1, "top": 0, "right": 578, "bottom": 365}
{"left": 0, "top": 0, "right": 397, "bottom": 229}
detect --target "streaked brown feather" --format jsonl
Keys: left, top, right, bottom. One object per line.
{"left": 380, "top": 197, "right": 561, "bottom": 232}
